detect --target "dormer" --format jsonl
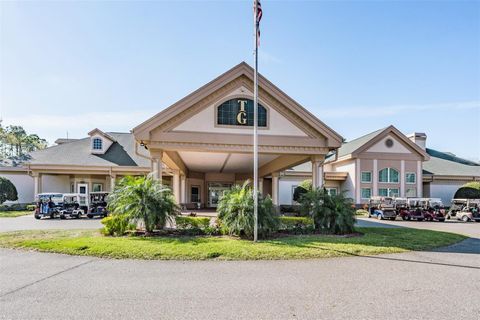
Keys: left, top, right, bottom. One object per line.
{"left": 88, "top": 128, "right": 115, "bottom": 155}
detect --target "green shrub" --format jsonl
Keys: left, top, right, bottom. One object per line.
{"left": 217, "top": 181, "right": 279, "bottom": 239}
{"left": 298, "top": 188, "right": 356, "bottom": 234}
{"left": 26, "top": 204, "right": 36, "bottom": 211}
{"left": 175, "top": 216, "right": 210, "bottom": 230}
{"left": 356, "top": 209, "right": 369, "bottom": 216}
{"left": 0, "top": 203, "right": 29, "bottom": 211}
{"left": 279, "top": 216, "right": 314, "bottom": 233}
{"left": 279, "top": 205, "right": 302, "bottom": 215}
{"left": 101, "top": 214, "right": 136, "bottom": 236}
{"left": 0, "top": 177, "right": 18, "bottom": 204}
{"left": 107, "top": 175, "right": 179, "bottom": 234}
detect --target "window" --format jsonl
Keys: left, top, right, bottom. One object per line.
{"left": 326, "top": 188, "right": 337, "bottom": 196}
{"left": 191, "top": 186, "right": 200, "bottom": 203}
{"left": 92, "top": 183, "right": 103, "bottom": 192}
{"left": 378, "top": 168, "right": 399, "bottom": 183}
{"left": 361, "top": 171, "right": 372, "bottom": 183}
{"left": 217, "top": 99, "right": 267, "bottom": 127}
{"left": 378, "top": 188, "right": 399, "bottom": 197}
{"left": 92, "top": 138, "right": 103, "bottom": 150}
{"left": 361, "top": 188, "right": 371, "bottom": 199}
{"left": 406, "top": 188, "right": 416, "bottom": 197}
{"left": 406, "top": 173, "right": 416, "bottom": 184}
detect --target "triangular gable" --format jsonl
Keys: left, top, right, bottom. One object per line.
{"left": 352, "top": 126, "right": 430, "bottom": 160}
{"left": 88, "top": 128, "right": 116, "bottom": 142}
{"left": 132, "top": 62, "right": 343, "bottom": 147}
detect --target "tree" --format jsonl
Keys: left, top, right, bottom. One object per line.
{"left": 293, "top": 179, "right": 312, "bottom": 202}
{"left": 0, "top": 177, "right": 18, "bottom": 204}
{"left": 454, "top": 182, "right": 480, "bottom": 199}
{"left": 107, "top": 175, "right": 179, "bottom": 234}
{"left": 0, "top": 123, "right": 48, "bottom": 161}
{"left": 217, "top": 181, "right": 279, "bottom": 239}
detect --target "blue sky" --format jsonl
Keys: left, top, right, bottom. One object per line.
{"left": 1, "top": 0, "right": 479, "bottom": 160}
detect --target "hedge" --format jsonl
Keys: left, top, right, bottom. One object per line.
{"left": 278, "top": 216, "right": 314, "bottom": 233}
{"left": 175, "top": 216, "right": 211, "bottom": 230}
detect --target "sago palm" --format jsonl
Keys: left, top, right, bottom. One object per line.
{"left": 107, "top": 175, "right": 179, "bottom": 234}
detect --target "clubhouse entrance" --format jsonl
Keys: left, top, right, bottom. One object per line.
{"left": 132, "top": 62, "right": 343, "bottom": 209}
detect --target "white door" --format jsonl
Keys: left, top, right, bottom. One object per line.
{"left": 77, "top": 183, "right": 89, "bottom": 206}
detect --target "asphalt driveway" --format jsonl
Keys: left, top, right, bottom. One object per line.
{"left": 0, "top": 215, "right": 479, "bottom": 319}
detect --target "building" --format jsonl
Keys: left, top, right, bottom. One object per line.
{"left": 1, "top": 62, "right": 478, "bottom": 207}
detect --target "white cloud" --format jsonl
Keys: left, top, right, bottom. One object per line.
{"left": 318, "top": 100, "right": 480, "bottom": 119}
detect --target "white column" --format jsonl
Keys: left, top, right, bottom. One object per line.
{"left": 400, "top": 160, "right": 405, "bottom": 197}
{"left": 33, "top": 173, "right": 42, "bottom": 197}
{"left": 180, "top": 175, "right": 186, "bottom": 203}
{"left": 172, "top": 170, "right": 180, "bottom": 204}
{"left": 373, "top": 159, "right": 378, "bottom": 196}
{"left": 355, "top": 158, "right": 361, "bottom": 204}
{"left": 110, "top": 174, "right": 117, "bottom": 192}
{"left": 259, "top": 178, "right": 264, "bottom": 196}
{"left": 417, "top": 160, "right": 423, "bottom": 197}
{"left": 311, "top": 158, "right": 324, "bottom": 189}
{"left": 150, "top": 150, "right": 163, "bottom": 183}
{"left": 271, "top": 173, "right": 279, "bottom": 206}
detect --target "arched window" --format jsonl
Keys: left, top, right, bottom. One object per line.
{"left": 217, "top": 99, "right": 267, "bottom": 127}
{"left": 378, "top": 168, "right": 399, "bottom": 183}
{"left": 92, "top": 138, "right": 103, "bottom": 150}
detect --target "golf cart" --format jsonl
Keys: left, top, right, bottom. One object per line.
{"left": 368, "top": 196, "right": 397, "bottom": 220}
{"left": 34, "top": 193, "right": 64, "bottom": 219}
{"left": 447, "top": 199, "right": 480, "bottom": 222}
{"left": 87, "top": 192, "right": 109, "bottom": 218}
{"left": 59, "top": 193, "right": 88, "bottom": 219}
{"left": 422, "top": 198, "right": 446, "bottom": 222}
{"left": 399, "top": 198, "right": 425, "bottom": 221}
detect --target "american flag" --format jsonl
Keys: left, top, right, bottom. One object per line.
{"left": 254, "top": 0, "right": 263, "bottom": 46}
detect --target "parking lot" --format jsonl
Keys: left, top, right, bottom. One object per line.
{"left": 0, "top": 214, "right": 103, "bottom": 233}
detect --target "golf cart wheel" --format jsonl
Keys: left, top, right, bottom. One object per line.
{"left": 407, "top": 216, "right": 411, "bottom": 221}
{"left": 377, "top": 214, "right": 383, "bottom": 220}
{"left": 417, "top": 218, "right": 424, "bottom": 221}
{"left": 462, "top": 215, "right": 469, "bottom": 222}
{"left": 60, "top": 215, "right": 66, "bottom": 220}
{"left": 390, "top": 217, "right": 396, "bottom": 221}
{"left": 34, "top": 215, "right": 41, "bottom": 220}
{"left": 87, "top": 214, "right": 93, "bottom": 219}
{"left": 438, "top": 219, "right": 445, "bottom": 222}
{"left": 401, "top": 216, "right": 407, "bottom": 221}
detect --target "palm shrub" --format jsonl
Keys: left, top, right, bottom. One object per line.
{"left": 107, "top": 175, "right": 179, "bottom": 234}
{"left": 299, "top": 188, "right": 356, "bottom": 234}
{"left": 217, "top": 181, "right": 279, "bottom": 239}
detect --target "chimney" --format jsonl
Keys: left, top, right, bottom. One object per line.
{"left": 407, "top": 132, "right": 427, "bottom": 150}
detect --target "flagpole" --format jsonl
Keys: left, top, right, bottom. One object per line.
{"left": 253, "top": 0, "right": 259, "bottom": 242}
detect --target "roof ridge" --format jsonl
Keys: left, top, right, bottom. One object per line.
{"left": 343, "top": 127, "right": 386, "bottom": 144}
{"left": 426, "top": 148, "right": 480, "bottom": 166}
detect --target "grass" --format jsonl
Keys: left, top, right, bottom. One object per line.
{"left": 0, "top": 210, "right": 34, "bottom": 218}
{"left": 0, "top": 227, "right": 466, "bottom": 260}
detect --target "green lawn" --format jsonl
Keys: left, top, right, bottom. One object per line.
{"left": 0, "top": 227, "right": 466, "bottom": 260}
{"left": 0, "top": 210, "right": 34, "bottom": 218}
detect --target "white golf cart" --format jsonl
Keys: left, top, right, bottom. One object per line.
{"left": 59, "top": 193, "right": 89, "bottom": 219}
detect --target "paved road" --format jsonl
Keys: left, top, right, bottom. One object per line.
{"left": 1, "top": 244, "right": 479, "bottom": 320}
{"left": 0, "top": 214, "right": 103, "bottom": 232}
{"left": 1, "top": 216, "right": 479, "bottom": 319}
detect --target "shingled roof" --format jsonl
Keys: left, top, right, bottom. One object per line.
{"left": 423, "top": 148, "right": 480, "bottom": 177}
{"left": 28, "top": 132, "right": 150, "bottom": 168}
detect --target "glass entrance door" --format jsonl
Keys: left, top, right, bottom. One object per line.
{"left": 208, "top": 183, "right": 232, "bottom": 208}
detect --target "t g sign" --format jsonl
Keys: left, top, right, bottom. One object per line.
{"left": 236, "top": 100, "right": 248, "bottom": 125}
